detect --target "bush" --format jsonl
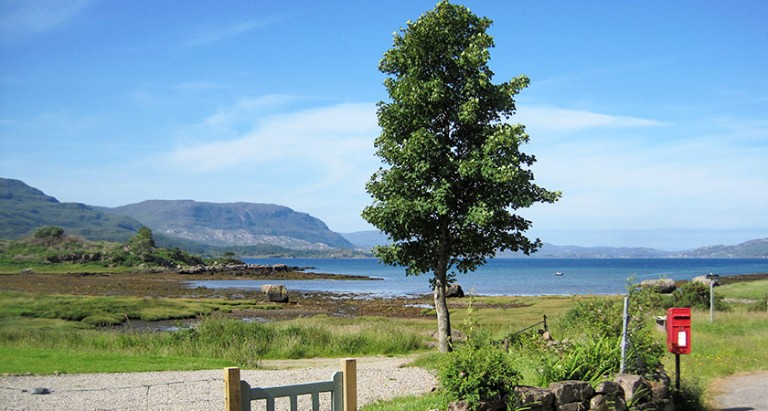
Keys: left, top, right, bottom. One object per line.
{"left": 439, "top": 340, "right": 519, "bottom": 409}
{"left": 747, "top": 295, "right": 768, "bottom": 312}
{"left": 672, "top": 282, "right": 729, "bottom": 311}
{"left": 559, "top": 299, "right": 622, "bottom": 336}
{"left": 538, "top": 334, "right": 619, "bottom": 385}
{"left": 552, "top": 286, "right": 665, "bottom": 381}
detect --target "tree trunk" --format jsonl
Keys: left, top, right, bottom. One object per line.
{"left": 434, "top": 269, "right": 453, "bottom": 352}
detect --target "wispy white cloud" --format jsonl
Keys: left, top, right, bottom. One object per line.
{"left": 183, "top": 19, "right": 274, "bottom": 47}
{"left": 0, "top": 0, "right": 94, "bottom": 43}
{"left": 525, "top": 116, "right": 768, "bottom": 231}
{"left": 517, "top": 105, "right": 663, "bottom": 132}
{"left": 167, "top": 102, "right": 378, "bottom": 177}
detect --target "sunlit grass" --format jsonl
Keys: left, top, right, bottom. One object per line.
{"left": 718, "top": 279, "right": 768, "bottom": 300}
{"left": 0, "top": 346, "right": 232, "bottom": 374}
{"left": 0, "top": 290, "right": 281, "bottom": 326}
{"left": 665, "top": 309, "right": 768, "bottom": 381}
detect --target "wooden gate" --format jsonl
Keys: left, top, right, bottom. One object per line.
{"left": 225, "top": 358, "right": 357, "bottom": 411}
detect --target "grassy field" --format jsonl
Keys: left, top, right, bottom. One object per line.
{"left": 2, "top": 277, "right": 767, "bottom": 410}
{"left": 718, "top": 278, "right": 768, "bottom": 302}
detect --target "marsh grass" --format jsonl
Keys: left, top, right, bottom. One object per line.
{"left": 0, "top": 314, "right": 429, "bottom": 374}
{"left": 0, "top": 290, "right": 278, "bottom": 326}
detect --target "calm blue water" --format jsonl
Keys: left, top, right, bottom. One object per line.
{"left": 188, "top": 258, "right": 768, "bottom": 297}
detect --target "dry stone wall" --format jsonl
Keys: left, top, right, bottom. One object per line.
{"left": 448, "top": 373, "right": 672, "bottom": 411}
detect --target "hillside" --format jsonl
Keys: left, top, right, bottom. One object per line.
{"left": 104, "top": 200, "right": 353, "bottom": 250}
{"left": 0, "top": 178, "right": 142, "bottom": 241}
{"left": 669, "top": 238, "right": 768, "bottom": 258}
{"left": 342, "top": 230, "right": 768, "bottom": 258}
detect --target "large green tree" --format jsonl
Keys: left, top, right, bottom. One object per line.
{"left": 362, "top": 1, "right": 560, "bottom": 352}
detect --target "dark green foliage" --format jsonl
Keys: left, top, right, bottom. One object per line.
{"left": 0, "top": 228, "right": 204, "bottom": 268}
{"left": 545, "top": 288, "right": 665, "bottom": 384}
{"left": 33, "top": 226, "right": 64, "bottom": 240}
{"left": 560, "top": 299, "right": 623, "bottom": 337}
{"left": 363, "top": 0, "right": 559, "bottom": 353}
{"left": 439, "top": 340, "right": 520, "bottom": 409}
{"left": 747, "top": 294, "right": 768, "bottom": 312}
{"left": 671, "top": 282, "right": 729, "bottom": 311}
{"left": 537, "top": 335, "right": 620, "bottom": 385}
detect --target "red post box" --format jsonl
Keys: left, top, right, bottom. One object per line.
{"left": 666, "top": 307, "right": 691, "bottom": 354}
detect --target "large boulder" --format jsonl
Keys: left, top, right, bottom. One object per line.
{"left": 260, "top": 284, "right": 289, "bottom": 303}
{"left": 591, "top": 381, "right": 627, "bottom": 411}
{"left": 434, "top": 284, "right": 465, "bottom": 298}
{"left": 640, "top": 278, "right": 676, "bottom": 294}
{"left": 514, "top": 386, "right": 555, "bottom": 411}
{"left": 549, "top": 380, "right": 594, "bottom": 404}
{"left": 448, "top": 397, "right": 507, "bottom": 411}
{"left": 692, "top": 275, "right": 720, "bottom": 287}
{"left": 614, "top": 374, "right": 652, "bottom": 406}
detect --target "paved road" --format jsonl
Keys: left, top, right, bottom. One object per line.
{"left": 714, "top": 372, "right": 768, "bottom": 411}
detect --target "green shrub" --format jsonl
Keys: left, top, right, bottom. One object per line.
{"left": 552, "top": 286, "right": 665, "bottom": 381}
{"left": 672, "top": 282, "right": 729, "bottom": 311}
{"left": 438, "top": 341, "right": 519, "bottom": 409}
{"left": 559, "top": 298, "right": 622, "bottom": 336}
{"left": 538, "top": 334, "right": 620, "bottom": 385}
{"left": 747, "top": 295, "right": 768, "bottom": 312}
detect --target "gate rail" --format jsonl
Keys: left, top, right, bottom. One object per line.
{"left": 225, "top": 358, "right": 357, "bottom": 411}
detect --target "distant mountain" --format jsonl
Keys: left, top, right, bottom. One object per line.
{"left": 0, "top": 178, "right": 142, "bottom": 241}
{"left": 104, "top": 200, "right": 354, "bottom": 250}
{"left": 668, "top": 238, "right": 768, "bottom": 258}
{"left": 342, "top": 230, "right": 768, "bottom": 258}
{"left": 340, "top": 230, "right": 389, "bottom": 250}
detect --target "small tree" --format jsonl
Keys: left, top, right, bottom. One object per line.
{"left": 127, "top": 226, "right": 156, "bottom": 258}
{"left": 362, "top": 1, "right": 559, "bottom": 352}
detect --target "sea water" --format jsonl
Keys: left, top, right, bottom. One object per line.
{"left": 187, "top": 258, "right": 768, "bottom": 297}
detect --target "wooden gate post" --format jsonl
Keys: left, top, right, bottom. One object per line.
{"left": 225, "top": 367, "right": 242, "bottom": 411}
{"left": 341, "top": 358, "right": 357, "bottom": 411}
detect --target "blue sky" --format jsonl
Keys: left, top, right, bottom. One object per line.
{"left": 1, "top": 1, "right": 767, "bottom": 249}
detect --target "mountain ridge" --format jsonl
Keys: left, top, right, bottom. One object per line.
{"left": 0, "top": 178, "right": 353, "bottom": 251}
{"left": 4, "top": 178, "right": 767, "bottom": 258}
{"left": 0, "top": 178, "right": 143, "bottom": 241}
{"left": 341, "top": 230, "right": 768, "bottom": 259}
{"left": 104, "top": 199, "right": 353, "bottom": 250}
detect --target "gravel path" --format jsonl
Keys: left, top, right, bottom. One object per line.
{"left": 713, "top": 371, "right": 768, "bottom": 411}
{"left": 0, "top": 356, "right": 437, "bottom": 410}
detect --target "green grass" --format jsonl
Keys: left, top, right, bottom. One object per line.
{"left": 361, "top": 392, "right": 445, "bottom": 411}
{"left": 0, "top": 346, "right": 232, "bottom": 374}
{"left": 718, "top": 279, "right": 768, "bottom": 300}
{"left": 0, "top": 262, "right": 139, "bottom": 274}
{"left": 0, "top": 314, "right": 430, "bottom": 374}
{"left": 366, "top": 295, "right": 768, "bottom": 411}
{"left": 0, "top": 290, "right": 281, "bottom": 326}
{"left": 666, "top": 309, "right": 768, "bottom": 381}
{"left": 448, "top": 295, "right": 603, "bottom": 339}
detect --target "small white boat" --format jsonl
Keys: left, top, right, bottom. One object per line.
{"left": 554, "top": 271, "right": 564, "bottom": 276}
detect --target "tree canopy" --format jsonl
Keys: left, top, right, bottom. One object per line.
{"left": 362, "top": 1, "right": 560, "bottom": 352}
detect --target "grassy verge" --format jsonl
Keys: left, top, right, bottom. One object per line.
{"left": 718, "top": 278, "right": 768, "bottom": 302}
{"left": 0, "top": 346, "right": 232, "bottom": 374}
{"left": 365, "top": 290, "right": 768, "bottom": 411}
{"left": 0, "top": 314, "right": 430, "bottom": 374}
